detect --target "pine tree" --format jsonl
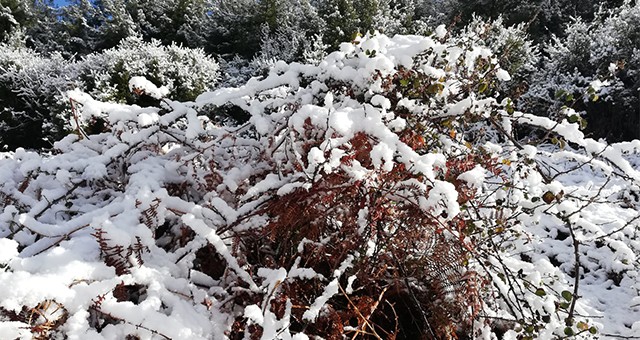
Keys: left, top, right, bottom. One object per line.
{"left": 521, "top": 1, "right": 640, "bottom": 141}
{"left": 206, "top": 0, "right": 264, "bottom": 58}
{"left": 0, "top": 0, "right": 30, "bottom": 42}
{"left": 316, "top": 0, "right": 360, "bottom": 49}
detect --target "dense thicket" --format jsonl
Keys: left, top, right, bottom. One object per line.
{"left": 521, "top": 2, "right": 640, "bottom": 142}
{"left": 2, "top": 29, "right": 640, "bottom": 340}
{"left": 2, "top": 0, "right": 639, "bottom": 150}
{"left": 1, "top": 1, "right": 640, "bottom": 339}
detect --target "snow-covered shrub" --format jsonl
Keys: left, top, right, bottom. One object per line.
{"left": 522, "top": 2, "right": 640, "bottom": 141}
{"left": 1, "top": 29, "right": 640, "bottom": 340}
{"left": 0, "top": 45, "right": 79, "bottom": 150}
{"left": 462, "top": 17, "right": 539, "bottom": 87}
{"left": 0, "top": 37, "right": 218, "bottom": 151}
{"left": 455, "top": 0, "right": 624, "bottom": 42}
{"left": 79, "top": 36, "right": 219, "bottom": 105}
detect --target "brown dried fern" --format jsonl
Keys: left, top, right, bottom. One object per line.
{"left": 28, "top": 300, "right": 68, "bottom": 340}
{"left": 92, "top": 228, "right": 149, "bottom": 276}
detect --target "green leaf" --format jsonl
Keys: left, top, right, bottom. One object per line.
{"left": 559, "top": 302, "right": 570, "bottom": 309}
{"left": 589, "top": 326, "right": 597, "bottom": 334}
{"left": 564, "top": 327, "right": 574, "bottom": 336}
{"left": 535, "top": 288, "right": 546, "bottom": 296}
{"left": 579, "top": 118, "right": 588, "bottom": 130}
{"left": 427, "top": 83, "right": 444, "bottom": 94}
{"left": 561, "top": 290, "right": 573, "bottom": 301}
{"left": 400, "top": 78, "right": 410, "bottom": 87}
{"left": 567, "top": 115, "right": 579, "bottom": 123}
{"left": 506, "top": 104, "right": 514, "bottom": 114}
{"left": 478, "top": 82, "right": 488, "bottom": 93}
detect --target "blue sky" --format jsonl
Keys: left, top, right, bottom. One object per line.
{"left": 53, "top": 0, "right": 70, "bottom": 7}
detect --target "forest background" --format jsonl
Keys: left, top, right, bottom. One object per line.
{"left": 2, "top": 1, "right": 640, "bottom": 339}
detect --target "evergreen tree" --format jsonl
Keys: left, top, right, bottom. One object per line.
{"left": 90, "top": 0, "right": 136, "bottom": 51}
{"left": 522, "top": 1, "right": 640, "bottom": 141}
{"left": 253, "top": 0, "right": 325, "bottom": 65}
{"left": 206, "top": 0, "right": 264, "bottom": 58}
{"left": 122, "top": 0, "right": 209, "bottom": 47}
{"left": 20, "top": 0, "right": 67, "bottom": 54}
{"left": 56, "top": 0, "right": 106, "bottom": 57}
{"left": 0, "top": 0, "right": 31, "bottom": 42}
{"left": 316, "top": 0, "right": 360, "bottom": 48}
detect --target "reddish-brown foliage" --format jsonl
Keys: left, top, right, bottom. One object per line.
{"left": 225, "top": 125, "right": 499, "bottom": 339}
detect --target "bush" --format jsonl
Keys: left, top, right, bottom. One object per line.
{"left": 522, "top": 2, "right": 640, "bottom": 142}
{"left": 0, "top": 30, "right": 639, "bottom": 339}
{"left": 0, "top": 37, "right": 218, "bottom": 150}
{"left": 79, "top": 36, "right": 219, "bottom": 104}
{"left": 0, "top": 45, "right": 77, "bottom": 150}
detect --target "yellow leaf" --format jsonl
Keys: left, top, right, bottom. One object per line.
{"left": 577, "top": 321, "right": 589, "bottom": 331}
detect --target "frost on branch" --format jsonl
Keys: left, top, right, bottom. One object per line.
{"left": 0, "top": 30, "right": 639, "bottom": 339}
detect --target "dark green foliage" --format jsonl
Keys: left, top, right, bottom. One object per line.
{"left": 521, "top": 2, "right": 640, "bottom": 141}
{"left": 205, "top": 0, "right": 263, "bottom": 58}
{"left": 0, "top": 0, "right": 30, "bottom": 42}
{"left": 316, "top": 0, "right": 375, "bottom": 49}
{"left": 455, "top": 0, "right": 625, "bottom": 41}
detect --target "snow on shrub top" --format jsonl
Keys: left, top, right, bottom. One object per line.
{"left": 0, "top": 30, "right": 639, "bottom": 339}
{"left": 0, "top": 37, "right": 219, "bottom": 150}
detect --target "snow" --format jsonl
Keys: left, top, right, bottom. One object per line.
{"left": 589, "top": 79, "right": 609, "bottom": 93}
{"left": 435, "top": 24, "right": 447, "bottom": 39}
{"left": 244, "top": 304, "right": 264, "bottom": 326}
{"left": 457, "top": 165, "right": 486, "bottom": 189}
{"left": 0, "top": 239, "right": 18, "bottom": 264}
{"left": 496, "top": 69, "right": 511, "bottom": 81}
{"left": 128, "top": 77, "right": 170, "bottom": 99}
{"left": 0, "top": 31, "right": 639, "bottom": 340}
{"left": 302, "top": 279, "right": 339, "bottom": 322}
